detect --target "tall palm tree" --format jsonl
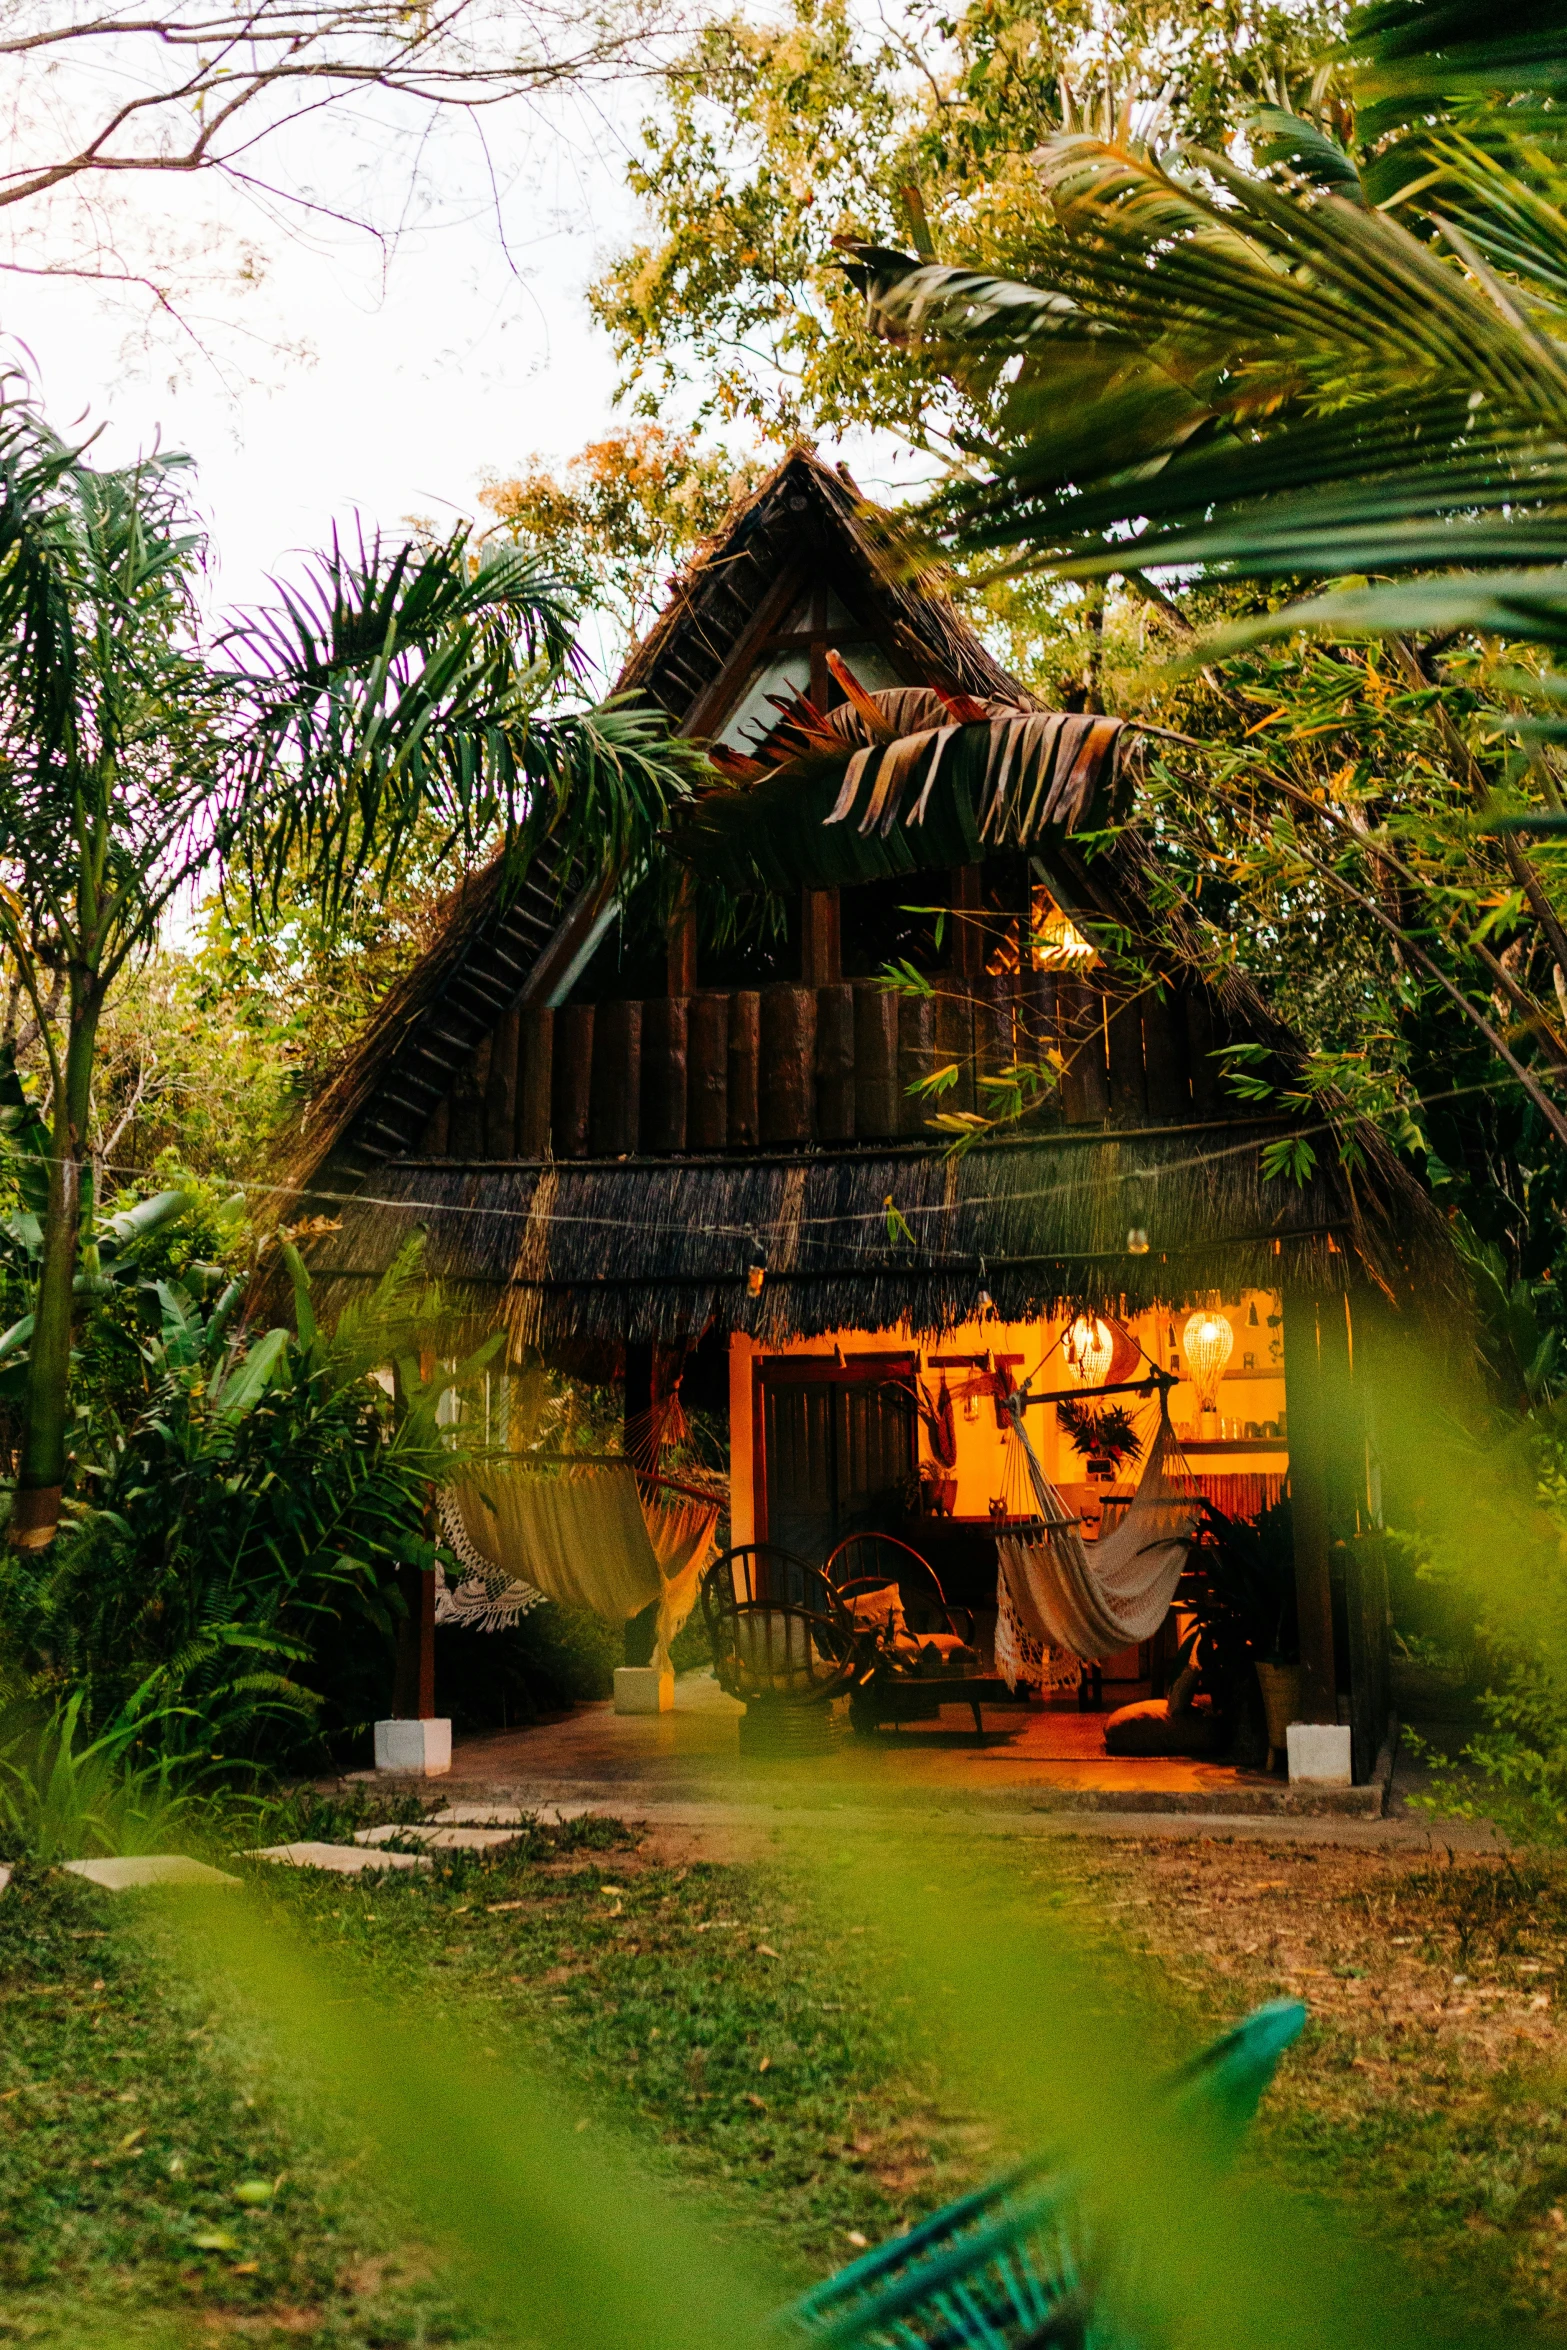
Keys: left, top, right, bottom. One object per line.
{"left": 0, "top": 380, "right": 708, "bottom": 1549}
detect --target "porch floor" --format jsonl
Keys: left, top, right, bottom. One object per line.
{"left": 417, "top": 1670, "right": 1392, "bottom": 1823}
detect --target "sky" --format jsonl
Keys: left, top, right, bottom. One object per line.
{"left": 6, "top": 77, "right": 661, "bottom": 615}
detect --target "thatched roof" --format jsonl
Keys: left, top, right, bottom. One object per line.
{"left": 274, "top": 445, "right": 1026, "bottom": 1211}
{"left": 616, "top": 445, "right": 1026, "bottom": 716}
{"left": 300, "top": 1115, "right": 1449, "bottom": 1355}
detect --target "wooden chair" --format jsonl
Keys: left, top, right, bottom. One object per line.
{"left": 824, "top": 1532, "right": 989, "bottom": 1737}
{"left": 700, "top": 1544, "right": 860, "bottom": 1711}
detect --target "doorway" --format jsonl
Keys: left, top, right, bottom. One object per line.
{"left": 755, "top": 1354, "right": 916, "bottom": 1563}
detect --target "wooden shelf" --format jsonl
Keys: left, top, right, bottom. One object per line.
{"left": 1178, "top": 1437, "right": 1289, "bottom": 1455}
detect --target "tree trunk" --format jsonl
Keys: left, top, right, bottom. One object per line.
{"left": 12, "top": 996, "right": 97, "bottom": 1550}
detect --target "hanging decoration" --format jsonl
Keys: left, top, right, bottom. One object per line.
{"left": 1063, "top": 1313, "right": 1114, "bottom": 1388}
{"left": 1182, "top": 1308, "right": 1235, "bottom": 1414}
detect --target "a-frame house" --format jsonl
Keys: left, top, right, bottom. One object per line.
{"left": 284, "top": 447, "right": 1448, "bottom": 1779}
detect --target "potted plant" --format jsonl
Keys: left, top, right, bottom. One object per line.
{"left": 1055, "top": 1398, "right": 1144, "bottom": 1484}
{"left": 1176, "top": 1497, "right": 1299, "bottom": 1770}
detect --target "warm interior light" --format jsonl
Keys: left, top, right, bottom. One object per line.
{"left": 1182, "top": 1309, "right": 1234, "bottom": 1411}
{"left": 1030, "top": 886, "right": 1099, "bottom": 972}
{"left": 1063, "top": 1313, "right": 1114, "bottom": 1387}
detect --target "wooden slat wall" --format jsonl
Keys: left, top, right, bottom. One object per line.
{"left": 414, "top": 970, "right": 1230, "bottom": 1158}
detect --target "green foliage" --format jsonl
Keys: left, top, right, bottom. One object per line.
{"left": 592, "top": 0, "right": 1340, "bottom": 446}
{"left": 0, "top": 1242, "right": 497, "bottom": 1769}
{"left": 1054, "top": 1396, "right": 1144, "bottom": 1467}
{"left": 479, "top": 426, "right": 766, "bottom": 665}
{"left": 0, "top": 1690, "right": 197, "bottom": 1864}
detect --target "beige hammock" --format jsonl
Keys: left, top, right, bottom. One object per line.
{"left": 442, "top": 1462, "right": 718, "bottom": 1672}
{"left": 995, "top": 1397, "right": 1197, "bottom": 1687}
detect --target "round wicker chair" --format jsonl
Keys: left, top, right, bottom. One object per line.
{"left": 700, "top": 1545, "right": 860, "bottom": 1754}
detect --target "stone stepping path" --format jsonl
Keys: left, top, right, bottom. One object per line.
{"left": 243, "top": 1841, "right": 431, "bottom": 1874}
{"left": 353, "top": 1822, "right": 521, "bottom": 1852}
{"left": 60, "top": 1856, "right": 238, "bottom": 1891}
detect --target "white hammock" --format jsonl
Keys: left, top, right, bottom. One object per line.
{"left": 437, "top": 1462, "right": 719, "bottom": 1672}
{"left": 995, "top": 1396, "right": 1197, "bottom": 1684}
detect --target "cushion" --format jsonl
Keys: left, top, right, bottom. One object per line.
{"left": 731, "top": 1610, "right": 825, "bottom": 1692}
{"left": 1103, "top": 1697, "right": 1226, "bottom": 1759}
{"left": 848, "top": 1583, "right": 907, "bottom": 1638}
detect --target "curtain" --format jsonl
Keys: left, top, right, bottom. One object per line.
{"left": 444, "top": 1463, "right": 718, "bottom": 1671}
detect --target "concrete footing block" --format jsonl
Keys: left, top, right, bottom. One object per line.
{"left": 615, "top": 1666, "right": 673, "bottom": 1715}
{"left": 1286, "top": 1722, "right": 1353, "bottom": 1786}
{"left": 374, "top": 1717, "right": 452, "bottom": 1774}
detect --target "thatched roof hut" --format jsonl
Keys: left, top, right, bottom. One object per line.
{"left": 278, "top": 443, "right": 1447, "bottom": 1349}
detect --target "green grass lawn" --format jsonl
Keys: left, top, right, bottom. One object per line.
{"left": 0, "top": 1793, "right": 982, "bottom": 2348}
{"left": 7, "top": 1794, "right": 1567, "bottom": 2347}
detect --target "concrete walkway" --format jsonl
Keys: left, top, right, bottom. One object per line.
{"left": 359, "top": 1673, "right": 1503, "bottom": 1856}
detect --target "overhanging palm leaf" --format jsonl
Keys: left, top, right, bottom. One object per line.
{"left": 227, "top": 525, "right": 710, "bottom": 914}
{"left": 840, "top": 0, "right": 1567, "bottom": 665}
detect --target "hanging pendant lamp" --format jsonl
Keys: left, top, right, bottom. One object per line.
{"left": 1063, "top": 1313, "right": 1114, "bottom": 1388}
{"left": 1182, "top": 1308, "right": 1234, "bottom": 1416}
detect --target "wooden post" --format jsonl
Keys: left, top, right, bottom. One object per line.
{"left": 448, "top": 1035, "right": 490, "bottom": 1158}
{"left": 1056, "top": 980, "right": 1109, "bottom": 1124}
{"left": 591, "top": 998, "right": 642, "bottom": 1156}
{"left": 801, "top": 888, "right": 841, "bottom": 986}
{"left": 552, "top": 1005, "right": 594, "bottom": 1158}
{"left": 642, "top": 996, "right": 689, "bottom": 1153}
{"left": 486, "top": 1008, "right": 520, "bottom": 1156}
{"left": 728, "top": 991, "right": 760, "bottom": 1147}
{"left": 667, "top": 894, "right": 699, "bottom": 997}
{"left": 1283, "top": 1287, "right": 1338, "bottom": 1724}
{"left": 815, "top": 982, "right": 855, "bottom": 1143}
{"left": 853, "top": 983, "right": 901, "bottom": 1139}
{"left": 1185, "top": 988, "right": 1223, "bottom": 1118}
{"left": 623, "top": 1342, "right": 658, "bottom": 1667}
{"left": 688, "top": 993, "right": 729, "bottom": 1150}
{"left": 935, "top": 986, "right": 975, "bottom": 1118}
{"left": 1140, "top": 987, "right": 1190, "bottom": 1123}
{"left": 1104, "top": 989, "right": 1148, "bottom": 1123}
{"left": 518, "top": 1006, "right": 554, "bottom": 1158}
{"left": 898, "top": 992, "right": 937, "bottom": 1136}
{"left": 760, "top": 986, "right": 816, "bottom": 1144}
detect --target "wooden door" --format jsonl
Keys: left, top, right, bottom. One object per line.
{"left": 758, "top": 1358, "right": 915, "bottom": 1563}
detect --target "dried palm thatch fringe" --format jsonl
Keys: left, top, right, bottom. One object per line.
{"left": 674, "top": 689, "right": 1124, "bottom": 894}
{"left": 824, "top": 699, "right": 1124, "bottom": 845}
{"left": 296, "top": 1120, "right": 1455, "bottom": 1356}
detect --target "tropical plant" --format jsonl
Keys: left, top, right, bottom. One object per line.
{"left": 479, "top": 426, "right": 766, "bottom": 662}
{"left": 593, "top": 0, "right": 1341, "bottom": 447}
{"left": 0, "top": 1239, "right": 498, "bottom": 1767}
{"left": 1055, "top": 1397, "right": 1144, "bottom": 1469}
{"left": 0, "top": 1687, "right": 197, "bottom": 1862}
{"left": 0, "top": 378, "right": 708, "bottom": 1551}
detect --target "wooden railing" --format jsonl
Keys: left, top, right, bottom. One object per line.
{"left": 415, "top": 971, "right": 1228, "bottom": 1160}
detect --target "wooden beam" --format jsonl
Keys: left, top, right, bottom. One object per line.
{"left": 728, "top": 991, "right": 761, "bottom": 1146}
{"left": 681, "top": 565, "right": 806, "bottom": 740}
{"left": 815, "top": 983, "right": 856, "bottom": 1143}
